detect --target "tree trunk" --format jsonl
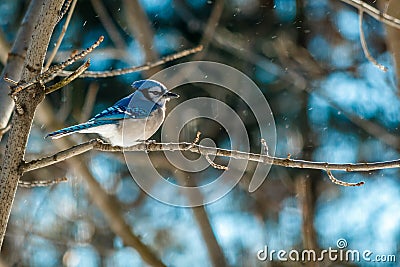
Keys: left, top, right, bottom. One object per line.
{"left": 0, "top": 0, "right": 65, "bottom": 248}
{"left": 0, "top": 0, "right": 44, "bottom": 141}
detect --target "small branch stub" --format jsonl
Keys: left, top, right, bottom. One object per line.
{"left": 326, "top": 170, "right": 365, "bottom": 187}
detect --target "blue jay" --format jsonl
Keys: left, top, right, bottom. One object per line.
{"left": 46, "top": 79, "right": 179, "bottom": 147}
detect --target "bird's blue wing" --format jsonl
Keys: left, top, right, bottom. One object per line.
{"left": 88, "top": 105, "right": 150, "bottom": 122}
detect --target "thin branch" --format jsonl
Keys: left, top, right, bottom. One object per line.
{"left": 204, "top": 154, "right": 228, "bottom": 170}
{"left": 21, "top": 139, "right": 400, "bottom": 186}
{"left": 18, "top": 177, "right": 67, "bottom": 188}
{"left": 326, "top": 170, "right": 365, "bottom": 186}
{"left": 41, "top": 35, "right": 102, "bottom": 80}
{"left": 45, "top": 60, "right": 90, "bottom": 94}
{"left": 187, "top": 131, "right": 201, "bottom": 150}
{"left": 11, "top": 36, "right": 104, "bottom": 96}
{"left": 339, "top": 0, "right": 400, "bottom": 29}
{"left": 57, "top": 45, "right": 203, "bottom": 78}
{"left": 358, "top": 10, "right": 388, "bottom": 71}
{"left": 44, "top": 0, "right": 78, "bottom": 70}
{"left": 3, "top": 76, "right": 18, "bottom": 85}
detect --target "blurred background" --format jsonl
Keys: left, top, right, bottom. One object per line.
{"left": 1, "top": 0, "right": 400, "bottom": 266}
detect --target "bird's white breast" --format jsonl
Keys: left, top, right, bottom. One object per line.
{"left": 94, "top": 107, "right": 166, "bottom": 146}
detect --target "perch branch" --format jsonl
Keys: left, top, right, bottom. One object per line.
{"left": 21, "top": 138, "right": 400, "bottom": 186}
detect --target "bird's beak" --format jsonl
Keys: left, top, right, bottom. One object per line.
{"left": 164, "top": 91, "right": 179, "bottom": 99}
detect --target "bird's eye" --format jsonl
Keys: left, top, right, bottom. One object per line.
{"left": 149, "top": 91, "right": 162, "bottom": 96}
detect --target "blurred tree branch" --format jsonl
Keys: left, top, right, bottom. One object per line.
{"left": 175, "top": 171, "right": 229, "bottom": 267}
{"left": 122, "top": 0, "right": 159, "bottom": 63}
{"left": 0, "top": 29, "right": 9, "bottom": 65}
{"left": 90, "top": 0, "right": 126, "bottom": 51}
{"left": 193, "top": 0, "right": 224, "bottom": 60}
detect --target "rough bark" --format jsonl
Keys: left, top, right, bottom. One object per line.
{"left": 0, "top": 0, "right": 44, "bottom": 140}
{"left": 0, "top": 0, "right": 65, "bottom": 248}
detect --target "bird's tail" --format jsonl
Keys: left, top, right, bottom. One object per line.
{"left": 46, "top": 122, "right": 100, "bottom": 139}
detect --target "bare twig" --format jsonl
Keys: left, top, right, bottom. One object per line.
{"left": 204, "top": 154, "right": 228, "bottom": 170}
{"left": 45, "top": 60, "right": 90, "bottom": 94}
{"left": 45, "top": 0, "right": 78, "bottom": 70}
{"left": 11, "top": 36, "right": 104, "bottom": 96}
{"left": 339, "top": 0, "right": 400, "bottom": 29}
{"left": 3, "top": 76, "right": 18, "bottom": 85}
{"left": 57, "top": 45, "right": 203, "bottom": 78}
{"left": 358, "top": 10, "right": 388, "bottom": 71}
{"left": 187, "top": 131, "right": 201, "bottom": 150}
{"left": 326, "top": 170, "right": 365, "bottom": 186}
{"left": 18, "top": 177, "right": 67, "bottom": 188}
